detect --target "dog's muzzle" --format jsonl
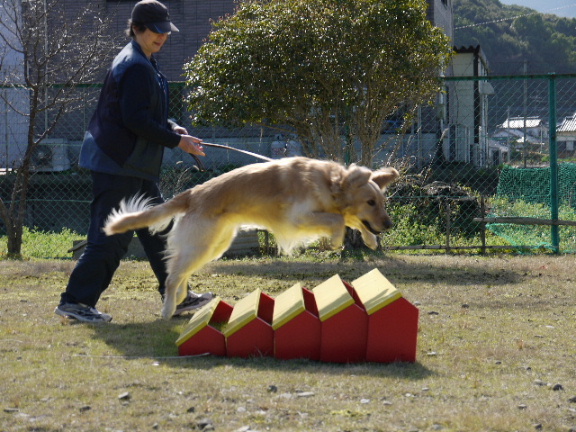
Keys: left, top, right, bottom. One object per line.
{"left": 362, "top": 219, "right": 393, "bottom": 235}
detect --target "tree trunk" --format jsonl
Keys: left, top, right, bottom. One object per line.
{"left": 3, "top": 162, "right": 31, "bottom": 259}
{"left": 6, "top": 223, "right": 23, "bottom": 259}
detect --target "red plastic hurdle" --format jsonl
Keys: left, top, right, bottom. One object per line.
{"left": 351, "top": 269, "right": 419, "bottom": 363}
{"left": 272, "top": 283, "right": 321, "bottom": 361}
{"left": 223, "top": 289, "right": 275, "bottom": 358}
{"left": 176, "top": 269, "right": 419, "bottom": 364}
{"left": 313, "top": 275, "right": 368, "bottom": 363}
{"left": 176, "top": 297, "right": 233, "bottom": 357}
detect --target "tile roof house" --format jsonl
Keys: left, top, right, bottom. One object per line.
{"left": 491, "top": 116, "right": 548, "bottom": 162}
{"left": 556, "top": 112, "right": 576, "bottom": 157}
{"left": 493, "top": 116, "right": 547, "bottom": 145}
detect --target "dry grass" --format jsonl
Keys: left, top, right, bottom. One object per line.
{"left": 1, "top": 254, "right": 575, "bottom": 432}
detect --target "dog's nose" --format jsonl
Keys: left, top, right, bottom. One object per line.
{"left": 384, "top": 219, "right": 394, "bottom": 230}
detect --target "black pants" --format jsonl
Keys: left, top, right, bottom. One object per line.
{"left": 60, "top": 171, "right": 169, "bottom": 307}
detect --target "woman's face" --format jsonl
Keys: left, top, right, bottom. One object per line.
{"left": 135, "top": 28, "right": 170, "bottom": 58}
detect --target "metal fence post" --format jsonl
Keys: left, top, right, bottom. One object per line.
{"left": 548, "top": 74, "right": 560, "bottom": 253}
{"left": 480, "top": 195, "right": 487, "bottom": 254}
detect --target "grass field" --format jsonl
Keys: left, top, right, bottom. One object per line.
{"left": 1, "top": 253, "right": 575, "bottom": 431}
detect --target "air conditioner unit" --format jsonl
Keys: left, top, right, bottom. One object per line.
{"left": 31, "top": 138, "right": 71, "bottom": 172}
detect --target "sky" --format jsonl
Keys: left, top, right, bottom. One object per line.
{"left": 498, "top": 0, "right": 576, "bottom": 18}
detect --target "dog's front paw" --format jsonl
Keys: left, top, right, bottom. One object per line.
{"left": 330, "top": 238, "right": 344, "bottom": 250}
{"left": 362, "top": 232, "right": 378, "bottom": 250}
{"left": 330, "top": 226, "right": 346, "bottom": 249}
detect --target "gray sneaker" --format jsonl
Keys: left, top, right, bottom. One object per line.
{"left": 173, "top": 292, "right": 215, "bottom": 316}
{"left": 55, "top": 303, "right": 113, "bottom": 323}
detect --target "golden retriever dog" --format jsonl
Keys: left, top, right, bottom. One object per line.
{"left": 103, "top": 157, "right": 399, "bottom": 319}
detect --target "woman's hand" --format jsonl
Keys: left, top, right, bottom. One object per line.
{"left": 178, "top": 135, "right": 205, "bottom": 156}
{"left": 173, "top": 125, "right": 188, "bottom": 135}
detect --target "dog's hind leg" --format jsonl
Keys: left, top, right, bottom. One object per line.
{"left": 162, "top": 271, "right": 191, "bottom": 320}
{"left": 162, "top": 245, "right": 213, "bottom": 319}
{"left": 161, "top": 220, "right": 238, "bottom": 320}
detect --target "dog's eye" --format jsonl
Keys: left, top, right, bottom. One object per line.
{"left": 367, "top": 199, "right": 376, "bottom": 206}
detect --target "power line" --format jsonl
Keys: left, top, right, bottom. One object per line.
{"left": 455, "top": 2, "right": 576, "bottom": 30}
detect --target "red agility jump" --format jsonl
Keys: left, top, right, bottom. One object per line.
{"left": 176, "top": 269, "right": 419, "bottom": 363}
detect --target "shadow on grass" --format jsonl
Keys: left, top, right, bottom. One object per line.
{"left": 89, "top": 317, "right": 434, "bottom": 381}
{"left": 210, "top": 255, "right": 524, "bottom": 287}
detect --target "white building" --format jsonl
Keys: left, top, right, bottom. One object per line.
{"left": 446, "top": 45, "right": 496, "bottom": 166}
{"left": 0, "top": 0, "right": 29, "bottom": 171}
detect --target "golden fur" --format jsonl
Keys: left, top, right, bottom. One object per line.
{"left": 103, "top": 157, "right": 399, "bottom": 319}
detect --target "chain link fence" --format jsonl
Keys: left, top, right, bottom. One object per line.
{"left": 2, "top": 75, "right": 576, "bottom": 258}
{"left": 381, "top": 74, "right": 576, "bottom": 254}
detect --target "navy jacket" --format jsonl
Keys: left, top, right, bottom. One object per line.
{"left": 80, "top": 40, "right": 180, "bottom": 181}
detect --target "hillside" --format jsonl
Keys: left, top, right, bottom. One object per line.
{"left": 453, "top": 0, "right": 576, "bottom": 74}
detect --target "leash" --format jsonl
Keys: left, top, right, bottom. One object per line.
{"left": 188, "top": 141, "right": 273, "bottom": 172}
{"left": 202, "top": 142, "right": 273, "bottom": 162}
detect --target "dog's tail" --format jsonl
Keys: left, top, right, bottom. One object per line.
{"left": 103, "top": 193, "right": 188, "bottom": 236}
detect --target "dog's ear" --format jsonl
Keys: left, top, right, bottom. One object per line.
{"left": 371, "top": 168, "right": 399, "bottom": 190}
{"left": 342, "top": 164, "right": 373, "bottom": 190}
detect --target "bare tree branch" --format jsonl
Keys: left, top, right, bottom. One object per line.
{"left": 0, "top": 0, "right": 118, "bottom": 257}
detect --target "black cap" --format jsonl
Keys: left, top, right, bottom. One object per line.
{"left": 131, "top": 0, "right": 179, "bottom": 34}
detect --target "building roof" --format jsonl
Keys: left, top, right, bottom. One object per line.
{"left": 558, "top": 113, "right": 576, "bottom": 133}
{"left": 499, "top": 117, "right": 543, "bottom": 129}
{"left": 454, "top": 45, "right": 482, "bottom": 54}
{"left": 492, "top": 129, "right": 543, "bottom": 144}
